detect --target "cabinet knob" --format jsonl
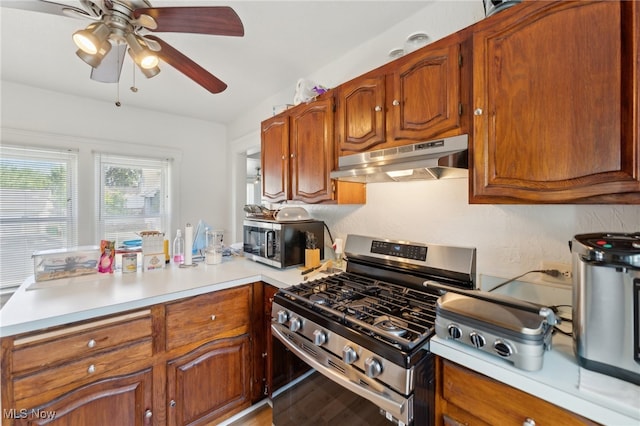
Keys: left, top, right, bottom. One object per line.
{"left": 261, "top": 352, "right": 268, "bottom": 358}
{"left": 144, "top": 410, "right": 153, "bottom": 419}
{"left": 170, "top": 399, "right": 176, "bottom": 407}
{"left": 374, "top": 105, "right": 382, "bottom": 112}
{"left": 523, "top": 418, "right": 536, "bottom": 426}
{"left": 87, "top": 339, "right": 96, "bottom": 348}
{"left": 290, "top": 153, "right": 295, "bottom": 158}
{"left": 281, "top": 155, "right": 286, "bottom": 160}
{"left": 87, "top": 364, "right": 96, "bottom": 374}
{"left": 210, "top": 315, "right": 216, "bottom": 321}
{"left": 474, "top": 108, "right": 483, "bottom": 116}
{"left": 392, "top": 99, "right": 400, "bottom": 106}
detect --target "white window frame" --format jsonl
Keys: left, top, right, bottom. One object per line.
{"left": 95, "top": 152, "right": 171, "bottom": 245}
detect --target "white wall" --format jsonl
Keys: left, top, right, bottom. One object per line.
{"left": 1, "top": 81, "right": 229, "bottom": 242}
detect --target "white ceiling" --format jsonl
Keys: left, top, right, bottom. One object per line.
{"left": 1, "top": 0, "right": 434, "bottom": 124}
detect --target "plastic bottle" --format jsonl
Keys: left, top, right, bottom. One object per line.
{"left": 173, "top": 229, "right": 184, "bottom": 264}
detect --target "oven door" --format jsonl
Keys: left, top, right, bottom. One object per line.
{"left": 272, "top": 323, "right": 432, "bottom": 426}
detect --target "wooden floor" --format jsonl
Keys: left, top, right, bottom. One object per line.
{"left": 227, "top": 404, "right": 272, "bottom": 426}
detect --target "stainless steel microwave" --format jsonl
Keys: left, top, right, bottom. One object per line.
{"left": 243, "top": 219, "right": 324, "bottom": 269}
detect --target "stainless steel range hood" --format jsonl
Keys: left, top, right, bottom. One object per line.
{"left": 330, "top": 134, "right": 468, "bottom": 183}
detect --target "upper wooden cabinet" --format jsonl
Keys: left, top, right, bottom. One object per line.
{"left": 336, "top": 75, "right": 387, "bottom": 153}
{"left": 336, "top": 34, "right": 470, "bottom": 155}
{"left": 261, "top": 114, "right": 289, "bottom": 203}
{"left": 470, "top": 1, "right": 640, "bottom": 203}
{"left": 261, "top": 96, "right": 366, "bottom": 204}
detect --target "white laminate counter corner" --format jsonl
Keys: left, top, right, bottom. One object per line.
{"left": 430, "top": 335, "right": 640, "bottom": 426}
{"left": 0, "top": 256, "right": 311, "bottom": 337}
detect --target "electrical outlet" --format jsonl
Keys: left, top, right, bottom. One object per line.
{"left": 541, "top": 261, "right": 572, "bottom": 285}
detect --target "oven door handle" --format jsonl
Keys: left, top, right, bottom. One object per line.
{"left": 271, "top": 324, "right": 411, "bottom": 425}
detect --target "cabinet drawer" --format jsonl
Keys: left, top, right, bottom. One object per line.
{"left": 13, "top": 339, "right": 153, "bottom": 402}
{"left": 166, "top": 286, "right": 251, "bottom": 350}
{"left": 441, "top": 360, "right": 596, "bottom": 425}
{"left": 12, "top": 310, "right": 152, "bottom": 374}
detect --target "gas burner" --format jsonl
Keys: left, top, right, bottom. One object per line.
{"left": 309, "top": 294, "right": 328, "bottom": 304}
{"left": 374, "top": 316, "right": 408, "bottom": 337}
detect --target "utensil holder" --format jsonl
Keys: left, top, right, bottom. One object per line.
{"left": 305, "top": 249, "right": 320, "bottom": 268}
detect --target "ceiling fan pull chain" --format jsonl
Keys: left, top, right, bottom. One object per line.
{"left": 131, "top": 63, "right": 138, "bottom": 93}
{"left": 115, "top": 47, "right": 122, "bottom": 107}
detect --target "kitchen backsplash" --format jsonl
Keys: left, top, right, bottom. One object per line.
{"left": 303, "top": 178, "right": 639, "bottom": 281}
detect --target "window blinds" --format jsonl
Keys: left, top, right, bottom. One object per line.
{"left": 0, "top": 145, "right": 78, "bottom": 289}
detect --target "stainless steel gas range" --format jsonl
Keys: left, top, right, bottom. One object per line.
{"left": 271, "top": 234, "right": 477, "bottom": 426}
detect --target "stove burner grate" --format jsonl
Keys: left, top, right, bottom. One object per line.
{"left": 280, "top": 272, "right": 443, "bottom": 350}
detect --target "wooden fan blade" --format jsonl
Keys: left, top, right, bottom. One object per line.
{"left": 145, "top": 36, "right": 227, "bottom": 94}
{"left": 134, "top": 6, "right": 244, "bottom": 37}
{"left": 1, "top": 0, "right": 92, "bottom": 18}
{"left": 90, "top": 44, "right": 126, "bottom": 83}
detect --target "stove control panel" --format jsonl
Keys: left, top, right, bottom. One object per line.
{"left": 370, "top": 240, "right": 427, "bottom": 261}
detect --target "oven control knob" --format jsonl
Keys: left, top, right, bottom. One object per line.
{"left": 342, "top": 346, "right": 358, "bottom": 364}
{"left": 313, "top": 330, "right": 327, "bottom": 346}
{"left": 364, "top": 357, "right": 383, "bottom": 378}
{"left": 276, "top": 310, "right": 289, "bottom": 324}
{"left": 493, "top": 340, "right": 513, "bottom": 358}
{"left": 289, "top": 317, "right": 302, "bottom": 332}
{"left": 447, "top": 324, "right": 462, "bottom": 340}
{"left": 469, "top": 331, "right": 486, "bottom": 348}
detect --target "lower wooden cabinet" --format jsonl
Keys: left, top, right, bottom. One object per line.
{"left": 435, "top": 357, "right": 598, "bottom": 426}
{"left": 166, "top": 336, "right": 251, "bottom": 426}
{"left": 1, "top": 284, "right": 265, "bottom": 426}
{"left": 13, "top": 368, "right": 153, "bottom": 426}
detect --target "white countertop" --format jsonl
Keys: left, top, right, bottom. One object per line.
{"left": 0, "top": 256, "right": 308, "bottom": 337}
{"left": 430, "top": 335, "right": 640, "bottom": 425}
{"left": 3, "top": 256, "right": 638, "bottom": 425}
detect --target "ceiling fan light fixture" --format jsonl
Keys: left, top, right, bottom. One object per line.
{"left": 72, "top": 22, "right": 110, "bottom": 55}
{"left": 75, "top": 40, "right": 112, "bottom": 68}
{"left": 126, "top": 33, "right": 159, "bottom": 70}
{"left": 139, "top": 65, "right": 161, "bottom": 79}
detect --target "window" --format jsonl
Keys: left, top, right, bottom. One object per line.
{"left": 0, "top": 145, "right": 78, "bottom": 289}
{"left": 96, "top": 153, "right": 170, "bottom": 245}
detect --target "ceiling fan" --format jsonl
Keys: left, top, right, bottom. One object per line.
{"left": 3, "top": 0, "right": 244, "bottom": 93}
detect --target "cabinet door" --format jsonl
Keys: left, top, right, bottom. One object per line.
{"left": 391, "top": 43, "right": 463, "bottom": 143}
{"left": 15, "top": 369, "right": 153, "bottom": 426}
{"left": 290, "top": 97, "right": 335, "bottom": 203}
{"left": 471, "top": 1, "right": 640, "bottom": 203}
{"left": 336, "top": 75, "right": 386, "bottom": 154}
{"left": 261, "top": 115, "right": 290, "bottom": 203}
{"left": 438, "top": 359, "right": 598, "bottom": 426}
{"left": 166, "top": 336, "right": 251, "bottom": 426}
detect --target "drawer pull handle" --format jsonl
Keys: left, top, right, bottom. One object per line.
{"left": 87, "top": 339, "right": 96, "bottom": 348}
{"left": 144, "top": 409, "right": 153, "bottom": 419}
{"left": 211, "top": 315, "right": 216, "bottom": 321}
{"left": 87, "top": 364, "right": 96, "bottom": 374}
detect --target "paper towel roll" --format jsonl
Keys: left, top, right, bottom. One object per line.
{"left": 334, "top": 238, "right": 344, "bottom": 254}
{"left": 184, "top": 223, "right": 193, "bottom": 265}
